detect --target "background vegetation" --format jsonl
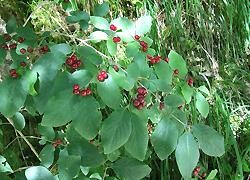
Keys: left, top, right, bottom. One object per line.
{"left": 0, "top": 0, "right": 249, "bottom": 179}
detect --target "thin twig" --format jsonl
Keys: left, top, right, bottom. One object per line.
{"left": 15, "top": 131, "right": 28, "bottom": 166}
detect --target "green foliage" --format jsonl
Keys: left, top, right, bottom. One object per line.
{"left": 0, "top": 2, "right": 226, "bottom": 179}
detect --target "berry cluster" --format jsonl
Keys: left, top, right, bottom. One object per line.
{"left": 193, "top": 166, "right": 206, "bottom": 179}
{"left": 1, "top": 34, "right": 26, "bottom": 51}
{"left": 38, "top": 45, "right": 49, "bottom": 54}
{"left": 139, "top": 40, "right": 148, "bottom": 52}
{"left": 72, "top": 84, "right": 92, "bottom": 96}
{"left": 147, "top": 55, "right": 161, "bottom": 64}
{"left": 97, "top": 70, "right": 108, "bottom": 82}
{"left": 133, "top": 87, "right": 147, "bottom": 110}
{"left": 113, "top": 36, "right": 121, "bottom": 43}
{"left": 187, "top": 77, "right": 193, "bottom": 86}
{"left": 110, "top": 24, "right": 117, "bottom": 31}
{"left": 65, "top": 54, "right": 82, "bottom": 70}
{"left": 9, "top": 69, "right": 18, "bottom": 78}
{"left": 52, "top": 139, "right": 62, "bottom": 148}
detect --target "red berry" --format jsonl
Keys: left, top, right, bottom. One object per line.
{"left": 110, "top": 24, "right": 117, "bottom": 31}
{"left": 137, "top": 97, "right": 145, "bottom": 104}
{"left": 137, "top": 87, "right": 147, "bottom": 95}
{"left": 137, "top": 104, "right": 144, "bottom": 110}
{"left": 70, "top": 54, "right": 77, "bottom": 61}
{"left": 2, "top": 44, "right": 9, "bottom": 50}
{"left": 140, "top": 41, "right": 147, "bottom": 47}
{"left": 147, "top": 54, "right": 153, "bottom": 60}
{"left": 20, "top": 48, "right": 26, "bottom": 54}
{"left": 86, "top": 88, "right": 92, "bottom": 95}
{"left": 164, "top": 57, "right": 169, "bottom": 63}
{"left": 134, "top": 35, "right": 140, "bottom": 40}
{"left": 113, "top": 36, "right": 121, "bottom": 43}
{"left": 71, "top": 63, "right": 78, "bottom": 69}
{"left": 20, "top": 62, "right": 27, "bottom": 67}
{"left": 9, "top": 69, "right": 18, "bottom": 78}
{"left": 150, "top": 58, "right": 156, "bottom": 64}
{"left": 178, "top": 105, "right": 183, "bottom": 110}
{"left": 9, "top": 43, "right": 17, "bottom": 49}
{"left": 100, "top": 70, "right": 108, "bottom": 79}
{"left": 73, "top": 84, "right": 80, "bottom": 90}
{"left": 142, "top": 46, "right": 148, "bottom": 52}
{"left": 137, "top": 94, "right": 145, "bottom": 99}
{"left": 193, "top": 170, "right": 199, "bottom": 177}
{"left": 159, "top": 102, "right": 165, "bottom": 110}
{"left": 9, "top": 69, "right": 16, "bottom": 74}
{"left": 133, "top": 99, "right": 140, "bottom": 107}
{"left": 27, "top": 47, "right": 33, "bottom": 53}
{"left": 195, "top": 166, "right": 201, "bottom": 173}
{"left": 43, "top": 45, "right": 49, "bottom": 52}
{"left": 73, "top": 89, "right": 80, "bottom": 95}
{"left": 174, "top": 69, "right": 179, "bottom": 75}
{"left": 188, "top": 77, "right": 194, "bottom": 86}
{"left": 76, "top": 60, "right": 82, "bottom": 67}
{"left": 66, "top": 57, "right": 74, "bottom": 66}
{"left": 80, "top": 90, "right": 87, "bottom": 96}
{"left": 113, "top": 65, "right": 119, "bottom": 72}
{"left": 3, "top": 34, "right": 11, "bottom": 41}
{"left": 201, "top": 172, "right": 206, "bottom": 178}
{"left": 17, "top": 37, "right": 25, "bottom": 43}
{"left": 154, "top": 56, "right": 161, "bottom": 63}
{"left": 97, "top": 74, "right": 105, "bottom": 82}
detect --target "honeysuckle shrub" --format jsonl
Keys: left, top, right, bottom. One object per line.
{"left": 0, "top": 2, "right": 225, "bottom": 180}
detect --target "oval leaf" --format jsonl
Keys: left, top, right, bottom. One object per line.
{"left": 195, "top": 92, "right": 209, "bottom": 118}
{"left": 192, "top": 124, "right": 225, "bottom": 157}
{"left": 12, "top": 112, "right": 25, "bottom": 130}
{"left": 90, "top": 16, "right": 110, "bottom": 30}
{"left": 39, "top": 144, "right": 55, "bottom": 168}
{"left": 25, "top": 166, "right": 55, "bottom": 180}
{"left": 175, "top": 132, "right": 199, "bottom": 179}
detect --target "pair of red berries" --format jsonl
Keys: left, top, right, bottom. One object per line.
{"left": 193, "top": 166, "right": 206, "bottom": 179}
{"left": 147, "top": 55, "right": 161, "bottom": 64}
{"left": 52, "top": 139, "right": 62, "bottom": 148}
{"left": 66, "top": 54, "right": 82, "bottom": 70}
{"left": 133, "top": 87, "right": 148, "bottom": 110}
{"left": 97, "top": 70, "right": 108, "bottom": 82}
{"left": 110, "top": 24, "right": 121, "bottom": 43}
{"left": 139, "top": 41, "right": 148, "bottom": 52}
{"left": 39, "top": 45, "right": 49, "bottom": 54}
{"left": 73, "top": 84, "right": 92, "bottom": 96}
{"left": 187, "top": 77, "right": 193, "bottom": 86}
{"left": 9, "top": 69, "right": 18, "bottom": 78}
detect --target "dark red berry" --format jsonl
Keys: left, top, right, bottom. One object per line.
{"left": 17, "top": 37, "right": 25, "bottom": 43}
{"left": 159, "top": 102, "right": 165, "bottom": 110}
{"left": 142, "top": 46, "right": 147, "bottom": 52}
{"left": 76, "top": 60, "right": 81, "bottom": 67}
{"left": 188, "top": 77, "right": 194, "bottom": 86}
{"left": 178, "top": 105, "right": 183, "bottom": 110}
{"left": 113, "top": 65, "right": 119, "bottom": 72}
{"left": 43, "top": 45, "right": 49, "bottom": 52}
{"left": 201, "top": 172, "right": 206, "bottom": 178}
{"left": 80, "top": 90, "right": 87, "bottom": 96}
{"left": 86, "top": 88, "right": 92, "bottom": 95}
{"left": 27, "top": 47, "right": 33, "bottom": 53}
{"left": 3, "top": 34, "right": 11, "bottom": 41}
{"left": 193, "top": 170, "right": 199, "bottom": 177}
{"left": 137, "top": 87, "right": 147, "bottom": 95}
{"left": 20, "top": 48, "right": 26, "bottom": 54}
{"left": 174, "top": 69, "right": 179, "bottom": 75}
{"left": 97, "top": 74, "right": 105, "bottom": 82}
{"left": 138, "top": 97, "right": 145, "bottom": 104}
{"left": 73, "top": 84, "right": 80, "bottom": 90}
{"left": 164, "top": 57, "right": 169, "bottom": 63}
{"left": 137, "top": 104, "right": 144, "bottom": 110}
{"left": 147, "top": 54, "right": 153, "bottom": 60}
{"left": 71, "top": 63, "right": 79, "bottom": 69}
{"left": 73, "top": 89, "right": 80, "bottom": 95}
{"left": 9, "top": 43, "right": 17, "bottom": 49}
{"left": 9, "top": 69, "right": 18, "bottom": 78}
{"left": 154, "top": 56, "right": 161, "bottom": 63}
{"left": 150, "top": 58, "right": 156, "bottom": 64}
{"left": 140, "top": 41, "right": 147, "bottom": 47}
{"left": 133, "top": 99, "right": 140, "bottom": 107}
{"left": 100, "top": 70, "right": 108, "bottom": 79}
{"left": 110, "top": 24, "right": 117, "bottom": 31}
{"left": 134, "top": 35, "right": 140, "bottom": 40}
{"left": 113, "top": 36, "right": 121, "bottom": 43}
{"left": 195, "top": 166, "right": 201, "bottom": 173}
{"left": 2, "top": 44, "right": 9, "bottom": 50}
{"left": 137, "top": 94, "right": 145, "bottom": 99}
{"left": 9, "top": 69, "right": 16, "bottom": 74}
{"left": 66, "top": 57, "right": 74, "bottom": 66}
{"left": 70, "top": 54, "right": 77, "bottom": 61}
{"left": 20, "top": 62, "right": 27, "bottom": 67}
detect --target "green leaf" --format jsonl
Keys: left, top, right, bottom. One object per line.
{"left": 168, "top": 51, "right": 188, "bottom": 78}
{"left": 111, "top": 17, "right": 134, "bottom": 32}
{"left": 16, "top": 27, "right": 37, "bottom": 40}
{"left": 112, "top": 158, "right": 151, "bottom": 180}
{"left": 39, "top": 144, "right": 55, "bottom": 168}
{"left": 38, "top": 125, "right": 55, "bottom": 141}
{"left": 79, "top": 20, "right": 89, "bottom": 30}
{"left": 12, "top": 112, "right": 25, "bottom": 130}
{"left": 175, "top": 132, "right": 199, "bottom": 179}
{"left": 192, "top": 124, "right": 225, "bottom": 157}
{"left": 67, "top": 127, "right": 104, "bottom": 167}
{"left": 126, "top": 41, "right": 140, "bottom": 57}
{"left": 135, "top": 15, "right": 152, "bottom": 35}
{"left": 72, "top": 96, "right": 102, "bottom": 140}
{"left": 77, "top": 46, "right": 103, "bottom": 65}
{"left": 90, "top": 16, "right": 110, "bottom": 30}
{"left": 107, "top": 38, "right": 117, "bottom": 56}
{"left": 198, "top": 85, "right": 210, "bottom": 96}
{"left": 170, "top": 109, "right": 187, "bottom": 134}
{"left": 125, "top": 113, "right": 148, "bottom": 161}
{"left": 89, "top": 31, "right": 108, "bottom": 42}
{"left": 181, "top": 84, "right": 194, "bottom": 104}
{"left": 0, "top": 78, "right": 27, "bottom": 117}
{"left": 0, "top": 155, "right": 13, "bottom": 173}
{"left": 71, "top": 70, "right": 92, "bottom": 87}
{"left": 101, "top": 110, "right": 132, "bottom": 154}
{"left": 25, "top": 166, "right": 55, "bottom": 180}
{"left": 66, "top": 11, "right": 90, "bottom": 23}
{"left": 195, "top": 92, "right": 209, "bottom": 118}
{"left": 154, "top": 61, "right": 172, "bottom": 85}
{"left": 165, "top": 94, "right": 185, "bottom": 107}
{"left": 50, "top": 43, "right": 72, "bottom": 55}
{"left": 58, "top": 150, "right": 81, "bottom": 180}
{"left": 93, "top": 2, "right": 109, "bottom": 17}
{"left": 97, "top": 76, "right": 121, "bottom": 109}
{"left": 206, "top": 169, "right": 218, "bottom": 180}
{"left": 107, "top": 150, "right": 121, "bottom": 162}
{"left": 6, "top": 17, "right": 17, "bottom": 33}
{"left": 151, "top": 118, "right": 179, "bottom": 160}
